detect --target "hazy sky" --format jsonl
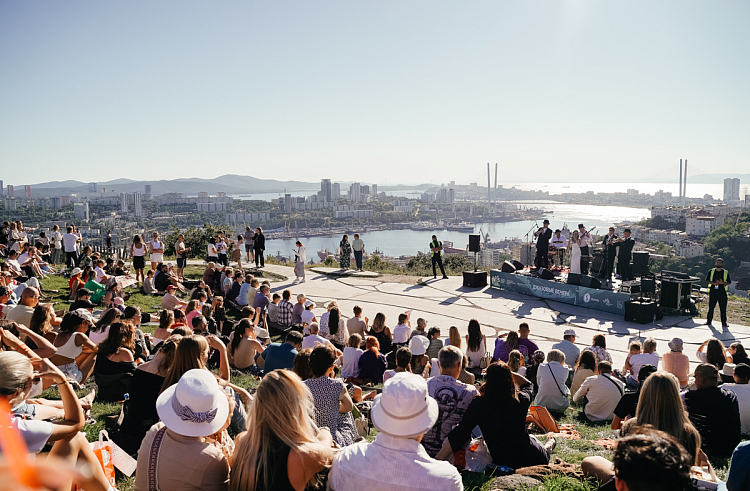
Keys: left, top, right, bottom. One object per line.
{"left": 2, "top": 1, "right": 749, "bottom": 186}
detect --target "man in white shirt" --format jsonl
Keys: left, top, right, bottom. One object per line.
{"left": 722, "top": 363, "right": 750, "bottom": 436}
{"left": 62, "top": 226, "right": 79, "bottom": 269}
{"left": 49, "top": 225, "right": 63, "bottom": 265}
{"left": 550, "top": 229, "right": 568, "bottom": 270}
{"left": 573, "top": 361, "right": 625, "bottom": 421}
{"left": 551, "top": 329, "right": 580, "bottom": 367}
{"left": 422, "top": 346, "right": 478, "bottom": 457}
{"left": 301, "top": 323, "right": 333, "bottom": 350}
{"left": 330, "top": 372, "right": 462, "bottom": 491}
{"left": 4, "top": 251, "right": 24, "bottom": 278}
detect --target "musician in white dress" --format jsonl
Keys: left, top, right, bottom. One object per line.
{"left": 568, "top": 230, "right": 582, "bottom": 274}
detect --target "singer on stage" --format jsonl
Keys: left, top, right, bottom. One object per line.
{"left": 602, "top": 226, "right": 618, "bottom": 285}
{"left": 534, "top": 219, "right": 552, "bottom": 269}
{"left": 577, "top": 224, "right": 594, "bottom": 275}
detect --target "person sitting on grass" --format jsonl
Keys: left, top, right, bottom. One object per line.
{"left": 573, "top": 361, "right": 624, "bottom": 421}
{"left": 228, "top": 319, "right": 264, "bottom": 376}
{"left": 534, "top": 349, "right": 571, "bottom": 414}
{"left": 83, "top": 270, "right": 106, "bottom": 304}
{"left": 93, "top": 322, "right": 137, "bottom": 402}
{"left": 721, "top": 363, "right": 750, "bottom": 436}
{"left": 48, "top": 309, "right": 98, "bottom": 384}
{"left": 358, "top": 336, "right": 387, "bottom": 385}
{"left": 161, "top": 284, "right": 188, "bottom": 311}
{"left": 436, "top": 362, "right": 556, "bottom": 470}
{"left": 383, "top": 346, "right": 412, "bottom": 384}
{"left": 611, "top": 364, "right": 658, "bottom": 430}
{"left": 260, "top": 331, "right": 303, "bottom": 376}
{"left": 142, "top": 269, "right": 156, "bottom": 295}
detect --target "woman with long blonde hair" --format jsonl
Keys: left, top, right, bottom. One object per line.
{"left": 448, "top": 326, "right": 462, "bottom": 350}
{"left": 621, "top": 371, "right": 702, "bottom": 463}
{"left": 230, "top": 370, "right": 333, "bottom": 491}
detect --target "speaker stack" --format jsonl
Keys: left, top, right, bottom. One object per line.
{"left": 538, "top": 268, "right": 555, "bottom": 280}
{"left": 468, "top": 234, "right": 481, "bottom": 253}
{"left": 632, "top": 251, "right": 650, "bottom": 276}
{"left": 580, "top": 275, "right": 601, "bottom": 289}
{"left": 567, "top": 273, "right": 583, "bottom": 286}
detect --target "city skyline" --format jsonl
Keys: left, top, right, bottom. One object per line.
{"left": 2, "top": 2, "right": 750, "bottom": 184}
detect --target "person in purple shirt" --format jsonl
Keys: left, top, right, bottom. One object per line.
{"left": 517, "top": 323, "right": 539, "bottom": 361}
{"left": 253, "top": 285, "right": 270, "bottom": 327}
{"left": 292, "top": 293, "right": 306, "bottom": 325}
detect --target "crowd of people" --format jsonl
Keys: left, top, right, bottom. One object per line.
{"left": 1, "top": 220, "right": 749, "bottom": 491}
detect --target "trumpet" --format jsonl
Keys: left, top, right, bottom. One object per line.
{"left": 605, "top": 234, "right": 619, "bottom": 246}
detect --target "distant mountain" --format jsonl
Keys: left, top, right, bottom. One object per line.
{"left": 22, "top": 175, "right": 321, "bottom": 198}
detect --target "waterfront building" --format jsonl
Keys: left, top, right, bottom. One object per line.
{"left": 321, "top": 179, "right": 332, "bottom": 202}
{"left": 724, "top": 178, "right": 740, "bottom": 202}
{"left": 332, "top": 182, "right": 341, "bottom": 200}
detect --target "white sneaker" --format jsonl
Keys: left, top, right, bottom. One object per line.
{"left": 300, "top": 279, "right": 306, "bottom": 283}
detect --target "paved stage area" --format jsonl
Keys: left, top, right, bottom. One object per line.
{"left": 195, "top": 262, "right": 749, "bottom": 369}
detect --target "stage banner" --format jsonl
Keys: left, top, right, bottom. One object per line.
{"left": 490, "top": 271, "right": 629, "bottom": 315}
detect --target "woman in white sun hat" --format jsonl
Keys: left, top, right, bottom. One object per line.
{"left": 135, "top": 369, "right": 231, "bottom": 491}
{"left": 330, "top": 372, "right": 462, "bottom": 490}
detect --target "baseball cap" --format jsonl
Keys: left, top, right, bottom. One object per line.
{"left": 563, "top": 328, "right": 577, "bottom": 337}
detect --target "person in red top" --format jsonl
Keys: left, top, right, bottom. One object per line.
{"left": 68, "top": 267, "right": 84, "bottom": 301}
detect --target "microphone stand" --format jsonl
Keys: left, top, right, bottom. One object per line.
{"left": 524, "top": 222, "right": 538, "bottom": 268}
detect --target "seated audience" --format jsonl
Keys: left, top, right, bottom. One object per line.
{"left": 438, "top": 362, "right": 555, "bottom": 469}
{"left": 729, "top": 342, "right": 749, "bottom": 366}
{"left": 304, "top": 344, "right": 357, "bottom": 447}
{"left": 465, "top": 319, "right": 487, "bottom": 375}
{"left": 720, "top": 363, "right": 750, "bottom": 436}
{"left": 49, "top": 309, "right": 98, "bottom": 384}
{"left": 292, "top": 293, "right": 306, "bottom": 325}
{"left": 611, "top": 364, "right": 657, "bottom": 430}
{"left": 93, "top": 322, "right": 137, "bottom": 402}
{"left": 83, "top": 270, "right": 105, "bottom": 304}
{"left": 346, "top": 305, "right": 368, "bottom": 338}
{"left": 573, "top": 361, "right": 624, "bottom": 421}
{"left": 358, "top": 336, "right": 387, "bottom": 384}
{"left": 552, "top": 328, "right": 580, "bottom": 367}
{"left": 342, "top": 333, "right": 364, "bottom": 381}
{"left": 720, "top": 441, "right": 750, "bottom": 491}
{"left": 88, "top": 308, "right": 121, "bottom": 345}
{"left": 583, "top": 428, "right": 693, "bottom": 491}
{"left": 230, "top": 370, "right": 334, "bottom": 491}
{"left": 274, "top": 289, "right": 294, "bottom": 329}
{"left": 422, "top": 346, "right": 478, "bottom": 457}
{"left": 392, "top": 312, "right": 411, "bottom": 346}
{"left": 228, "top": 319, "right": 264, "bottom": 376}
{"left": 260, "top": 331, "right": 303, "bottom": 375}
{"left": 493, "top": 330, "right": 527, "bottom": 363}
{"left": 409, "top": 335, "right": 430, "bottom": 377}
{"left": 534, "top": 349, "right": 571, "bottom": 413}
{"left": 68, "top": 267, "right": 84, "bottom": 300}
{"left": 685, "top": 363, "right": 741, "bottom": 457}
{"left": 302, "top": 322, "right": 333, "bottom": 350}
{"left": 135, "top": 369, "right": 231, "bottom": 491}
{"left": 662, "top": 337, "right": 690, "bottom": 388}
{"left": 326, "top": 306, "right": 348, "bottom": 348}
{"left": 582, "top": 334, "right": 612, "bottom": 364}
{"left": 368, "top": 312, "right": 393, "bottom": 355}
{"left": 292, "top": 348, "right": 314, "bottom": 380}
{"left": 507, "top": 349, "right": 525, "bottom": 376}
{"left": 425, "top": 326, "right": 443, "bottom": 360}
{"left": 161, "top": 284, "right": 188, "bottom": 310}
{"left": 236, "top": 274, "right": 255, "bottom": 306}
{"left": 383, "top": 346, "right": 412, "bottom": 383}
{"left": 517, "top": 322, "right": 539, "bottom": 360}
{"left": 697, "top": 337, "right": 731, "bottom": 370}
{"left": 330, "top": 373, "right": 462, "bottom": 491}
{"left": 152, "top": 309, "right": 175, "bottom": 346}
{"left": 3, "top": 286, "right": 39, "bottom": 329}
{"left": 524, "top": 350, "right": 547, "bottom": 394}
{"left": 142, "top": 269, "right": 156, "bottom": 295}
{"left": 113, "top": 335, "right": 181, "bottom": 454}
{"left": 626, "top": 337, "right": 659, "bottom": 388}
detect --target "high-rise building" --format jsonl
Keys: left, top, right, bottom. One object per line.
{"left": 372, "top": 184, "right": 377, "bottom": 197}
{"left": 74, "top": 202, "right": 89, "bottom": 221}
{"left": 24, "top": 185, "right": 31, "bottom": 199}
{"left": 283, "top": 194, "right": 292, "bottom": 213}
{"left": 60, "top": 196, "right": 71, "bottom": 207}
{"left": 0, "top": 180, "right": 3, "bottom": 196}
{"left": 724, "top": 178, "right": 740, "bottom": 202}
{"left": 120, "top": 193, "right": 129, "bottom": 214}
{"left": 320, "top": 179, "right": 332, "bottom": 202}
{"left": 134, "top": 192, "right": 142, "bottom": 217}
{"left": 349, "top": 183, "right": 361, "bottom": 203}
{"left": 198, "top": 192, "right": 209, "bottom": 198}
{"left": 88, "top": 182, "right": 98, "bottom": 193}
{"left": 7, "top": 185, "right": 14, "bottom": 197}
{"left": 144, "top": 185, "right": 152, "bottom": 201}
{"left": 332, "top": 183, "right": 341, "bottom": 200}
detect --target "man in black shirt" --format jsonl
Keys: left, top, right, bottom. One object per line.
{"left": 615, "top": 228, "right": 635, "bottom": 281}
{"left": 611, "top": 364, "right": 657, "bottom": 430}
{"left": 429, "top": 235, "right": 448, "bottom": 280}
{"left": 684, "top": 363, "right": 741, "bottom": 457}
{"left": 534, "top": 219, "right": 552, "bottom": 269}
{"left": 705, "top": 257, "right": 731, "bottom": 328}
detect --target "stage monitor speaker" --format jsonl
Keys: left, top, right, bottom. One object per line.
{"left": 640, "top": 278, "right": 656, "bottom": 294}
{"left": 660, "top": 278, "right": 693, "bottom": 310}
{"left": 538, "top": 268, "right": 555, "bottom": 280}
{"left": 625, "top": 300, "right": 658, "bottom": 324}
{"left": 632, "top": 251, "right": 650, "bottom": 276}
{"left": 580, "top": 275, "right": 601, "bottom": 289}
{"left": 468, "top": 234, "right": 481, "bottom": 253}
{"left": 591, "top": 253, "right": 605, "bottom": 276}
{"left": 501, "top": 261, "right": 516, "bottom": 273}
{"left": 462, "top": 270, "right": 487, "bottom": 288}
{"left": 567, "top": 273, "right": 582, "bottom": 286}
{"left": 512, "top": 260, "right": 524, "bottom": 270}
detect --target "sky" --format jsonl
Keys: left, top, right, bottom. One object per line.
{"left": 1, "top": 1, "right": 749, "bottom": 186}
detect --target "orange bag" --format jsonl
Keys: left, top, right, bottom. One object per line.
{"left": 526, "top": 406, "right": 559, "bottom": 433}
{"left": 90, "top": 430, "right": 116, "bottom": 488}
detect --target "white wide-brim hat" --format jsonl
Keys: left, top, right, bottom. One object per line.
{"left": 370, "top": 372, "right": 438, "bottom": 438}
{"left": 156, "top": 369, "right": 229, "bottom": 437}
{"left": 409, "top": 335, "right": 430, "bottom": 356}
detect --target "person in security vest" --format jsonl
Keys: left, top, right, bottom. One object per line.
{"left": 430, "top": 235, "right": 449, "bottom": 280}
{"left": 705, "top": 257, "right": 731, "bottom": 328}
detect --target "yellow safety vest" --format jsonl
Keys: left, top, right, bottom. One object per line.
{"left": 709, "top": 268, "right": 728, "bottom": 283}
{"left": 431, "top": 241, "right": 441, "bottom": 257}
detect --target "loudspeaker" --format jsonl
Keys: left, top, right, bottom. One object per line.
{"left": 624, "top": 300, "right": 658, "bottom": 324}
{"left": 512, "top": 260, "right": 524, "bottom": 270}
{"left": 632, "top": 251, "right": 649, "bottom": 276}
{"left": 591, "top": 252, "right": 604, "bottom": 276}
{"left": 580, "top": 275, "right": 601, "bottom": 289}
{"left": 462, "top": 270, "right": 487, "bottom": 288}
{"left": 641, "top": 278, "right": 656, "bottom": 293}
{"left": 501, "top": 261, "right": 516, "bottom": 273}
{"left": 567, "top": 273, "right": 582, "bottom": 286}
{"left": 538, "top": 268, "right": 555, "bottom": 280}
{"left": 468, "top": 234, "right": 481, "bottom": 253}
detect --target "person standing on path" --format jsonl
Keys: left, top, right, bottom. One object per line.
{"left": 705, "top": 258, "right": 731, "bottom": 328}
{"left": 339, "top": 234, "right": 352, "bottom": 270}
{"left": 243, "top": 226, "right": 254, "bottom": 263}
{"left": 430, "top": 235, "right": 448, "bottom": 279}
{"left": 293, "top": 240, "right": 306, "bottom": 283}
{"left": 175, "top": 233, "right": 191, "bottom": 280}
{"left": 352, "top": 233, "right": 365, "bottom": 271}
{"left": 149, "top": 231, "right": 164, "bottom": 271}
{"left": 253, "top": 227, "right": 265, "bottom": 268}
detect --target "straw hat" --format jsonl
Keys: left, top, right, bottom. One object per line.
{"left": 370, "top": 372, "right": 438, "bottom": 438}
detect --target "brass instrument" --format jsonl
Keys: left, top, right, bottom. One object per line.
{"left": 605, "top": 234, "right": 619, "bottom": 246}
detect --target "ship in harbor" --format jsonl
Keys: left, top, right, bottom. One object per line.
{"left": 446, "top": 221, "right": 475, "bottom": 233}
